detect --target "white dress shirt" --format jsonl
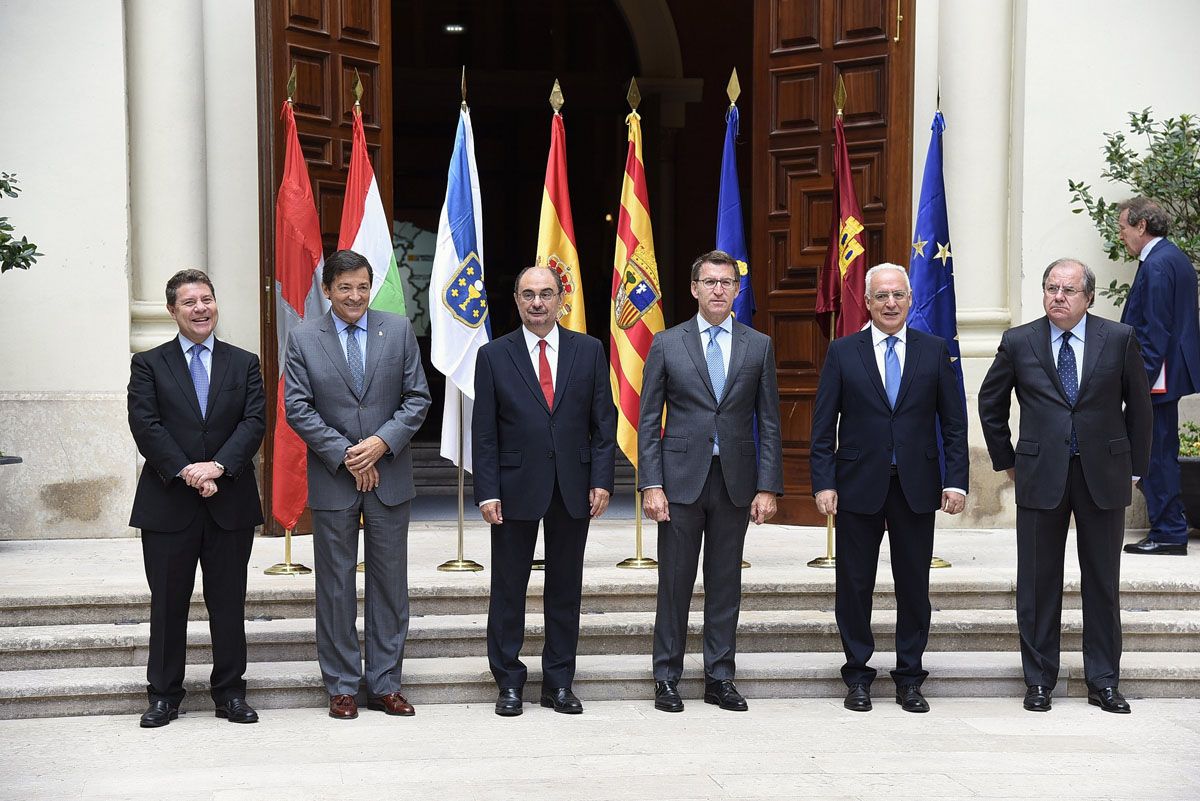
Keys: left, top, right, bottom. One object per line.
{"left": 522, "top": 324, "right": 560, "bottom": 387}
{"left": 178, "top": 331, "right": 215, "bottom": 379}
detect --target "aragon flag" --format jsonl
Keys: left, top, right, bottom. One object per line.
{"left": 339, "top": 105, "right": 406, "bottom": 315}
{"left": 270, "top": 100, "right": 326, "bottom": 531}
{"left": 610, "top": 108, "right": 665, "bottom": 469}
{"left": 536, "top": 107, "right": 586, "bottom": 332}
{"left": 814, "top": 114, "right": 868, "bottom": 338}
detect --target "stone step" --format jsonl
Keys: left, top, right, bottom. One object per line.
{"left": 6, "top": 575, "right": 1199, "bottom": 627}
{"left": 7, "top": 609, "right": 1200, "bottom": 671}
{"left": 3, "top": 650, "right": 1198, "bottom": 720}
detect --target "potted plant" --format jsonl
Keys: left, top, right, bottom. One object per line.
{"left": 1180, "top": 421, "right": 1200, "bottom": 531}
{"left": 1, "top": 170, "right": 39, "bottom": 465}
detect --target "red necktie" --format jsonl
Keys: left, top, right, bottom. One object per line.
{"left": 538, "top": 339, "right": 554, "bottom": 410}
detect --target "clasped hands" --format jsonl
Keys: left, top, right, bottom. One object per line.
{"left": 345, "top": 435, "right": 388, "bottom": 492}
{"left": 180, "top": 461, "right": 221, "bottom": 498}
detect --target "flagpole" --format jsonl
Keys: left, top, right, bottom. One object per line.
{"left": 617, "top": 467, "right": 657, "bottom": 568}
{"left": 439, "top": 392, "right": 483, "bottom": 572}
{"left": 927, "top": 78, "right": 951, "bottom": 571}
{"left": 265, "top": 527, "right": 313, "bottom": 575}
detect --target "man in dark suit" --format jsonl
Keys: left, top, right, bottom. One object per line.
{"left": 1117, "top": 197, "right": 1200, "bottom": 555}
{"left": 472, "top": 266, "right": 616, "bottom": 717}
{"left": 979, "top": 258, "right": 1152, "bottom": 713}
{"left": 128, "top": 269, "right": 266, "bottom": 728}
{"left": 638, "top": 250, "right": 784, "bottom": 714}
{"left": 285, "top": 249, "right": 431, "bottom": 720}
{"left": 810, "top": 263, "right": 968, "bottom": 715}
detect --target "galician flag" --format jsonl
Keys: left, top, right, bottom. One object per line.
{"left": 536, "top": 105, "right": 586, "bottom": 332}
{"left": 271, "top": 100, "right": 326, "bottom": 531}
{"left": 430, "top": 105, "right": 490, "bottom": 473}
{"left": 339, "top": 104, "right": 406, "bottom": 315}
{"left": 610, "top": 107, "right": 665, "bottom": 469}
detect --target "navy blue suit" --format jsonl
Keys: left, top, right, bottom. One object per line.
{"left": 1121, "top": 238, "right": 1200, "bottom": 543}
{"left": 472, "top": 325, "right": 615, "bottom": 690}
{"left": 811, "top": 326, "right": 968, "bottom": 688}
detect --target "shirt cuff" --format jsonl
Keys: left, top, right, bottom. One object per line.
{"left": 943, "top": 487, "right": 967, "bottom": 496}
{"left": 478, "top": 498, "right": 500, "bottom": 507}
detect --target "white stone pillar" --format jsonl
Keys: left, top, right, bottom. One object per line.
{"left": 126, "top": 0, "right": 209, "bottom": 352}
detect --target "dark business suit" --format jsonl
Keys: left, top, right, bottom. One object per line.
{"left": 637, "top": 316, "right": 783, "bottom": 683}
{"left": 128, "top": 337, "right": 266, "bottom": 705}
{"left": 979, "top": 314, "right": 1152, "bottom": 689}
{"left": 810, "top": 326, "right": 968, "bottom": 688}
{"left": 285, "top": 310, "right": 431, "bottom": 697}
{"left": 1120, "top": 238, "right": 1200, "bottom": 544}
{"left": 472, "top": 325, "right": 615, "bottom": 690}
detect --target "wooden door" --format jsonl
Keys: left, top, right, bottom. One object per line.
{"left": 752, "top": 0, "right": 915, "bottom": 525}
{"left": 256, "top": 0, "right": 393, "bottom": 534}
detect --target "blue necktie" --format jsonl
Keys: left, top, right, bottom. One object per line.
{"left": 706, "top": 326, "right": 725, "bottom": 449}
{"left": 189, "top": 343, "right": 209, "bottom": 418}
{"left": 1057, "top": 331, "right": 1079, "bottom": 454}
{"left": 346, "top": 325, "right": 364, "bottom": 396}
{"left": 884, "top": 335, "right": 900, "bottom": 409}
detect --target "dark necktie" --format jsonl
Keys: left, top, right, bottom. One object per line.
{"left": 1057, "top": 331, "right": 1079, "bottom": 454}
{"left": 189, "top": 343, "right": 209, "bottom": 418}
{"left": 538, "top": 339, "right": 554, "bottom": 409}
{"left": 346, "top": 325, "right": 364, "bottom": 396}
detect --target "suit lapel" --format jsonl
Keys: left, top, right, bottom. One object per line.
{"left": 317, "top": 312, "right": 358, "bottom": 397}
{"left": 894, "top": 328, "right": 922, "bottom": 410}
{"left": 682, "top": 319, "right": 718, "bottom": 401}
{"left": 360, "top": 312, "right": 385, "bottom": 397}
{"left": 855, "top": 332, "right": 889, "bottom": 408}
{"left": 1077, "top": 313, "right": 1106, "bottom": 399}
{"left": 165, "top": 341, "right": 205, "bottom": 422}
{"left": 207, "top": 340, "right": 231, "bottom": 417}
{"left": 723, "top": 322, "right": 748, "bottom": 407}
{"left": 1029, "top": 316, "right": 1070, "bottom": 402}
{"left": 506, "top": 330, "right": 551, "bottom": 414}
{"left": 552, "top": 326, "right": 577, "bottom": 414}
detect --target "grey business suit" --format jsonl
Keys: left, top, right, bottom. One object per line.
{"left": 638, "top": 315, "right": 783, "bottom": 682}
{"left": 284, "top": 309, "right": 431, "bottom": 696}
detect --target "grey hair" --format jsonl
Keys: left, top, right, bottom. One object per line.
{"left": 863, "top": 263, "right": 912, "bottom": 297}
{"left": 1117, "top": 197, "right": 1171, "bottom": 237}
{"left": 1042, "top": 258, "right": 1096, "bottom": 308}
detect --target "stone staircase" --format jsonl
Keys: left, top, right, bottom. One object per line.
{"left": 1, "top": 527, "right": 1198, "bottom": 719}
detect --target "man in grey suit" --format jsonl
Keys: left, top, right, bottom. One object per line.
{"left": 285, "top": 249, "right": 431, "bottom": 720}
{"left": 979, "top": 258, "right": 1152, "bottom": 714}
{"left": 638, "top": 249, "right": 784, "bottom": 713}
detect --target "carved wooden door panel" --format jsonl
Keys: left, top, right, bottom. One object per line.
{"left": 256, "top": 0, "right": 392, "bottom": 534}
{"left": 752, "top": 0, "right": 915, "bottom": 525}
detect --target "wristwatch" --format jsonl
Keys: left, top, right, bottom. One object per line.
{"left": 212, "top": 461, "right": 227, "bottom": 475}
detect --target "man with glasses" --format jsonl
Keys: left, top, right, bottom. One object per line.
{"left": 472, "top": 265, "right": 615, "bottom": 716}
{"left": 639, "top": 250, "right": 783, "bottom": 713}
{"left": 810, "top": 263, "right": 968, "bottom": 714}
{"left": 979, "top": 258, "right": 1152, "bottom": 713}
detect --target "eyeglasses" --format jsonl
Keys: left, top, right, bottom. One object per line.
{"left": 1043, "top": 284, "right": 1083, "bottom": 297}
{"left": 869, "top": 290, "right": 910, "bottom": 302}
{"left": 695, "top": 278, "right": 736, "bottom": 290}
{"left": 518, "top": 289, "right": 560, "bottom": 302}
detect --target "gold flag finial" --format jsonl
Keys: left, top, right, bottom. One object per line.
{"left": 726, "top": 67, "right": 741, "bottom": 107}
{"left": 286, "top": 65, "right": 297, "bottom": 103}
{"left": 626, "top": 76, "right": 641, "bottom": 111}
{"left": 352, "top": 68, "right": 363, "bottom": 110}
{"left": 834, "top": 75, "right": 847, "bottom": 118}
{"left": 549, "top": 79, "right": 564, "bottom": 113}
{"left": 460, "top": 66, "right": 468, "bottom": 111}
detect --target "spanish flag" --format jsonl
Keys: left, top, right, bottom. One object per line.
{"left": 536, "top": 109, "right": 586, "bottom": 333}
{"left": 609, "top": 109, "right": 664, "bottom": 468}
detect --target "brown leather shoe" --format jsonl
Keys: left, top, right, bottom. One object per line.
{"left": 329, "top": 694, "right": 358, "bottom": 720}
{"left": 367, "top": 692, "right": 415, "bottom": 716}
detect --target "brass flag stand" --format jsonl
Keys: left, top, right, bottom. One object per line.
{"left": 438, "top": 394, "right": 484, "bottom": 572}
{"left": 265, "top": 528, "right": 312, "bottom": 575}
{"left": 617, "top": 487, "right": 657, "bottom": 569}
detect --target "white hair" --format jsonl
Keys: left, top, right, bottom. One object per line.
{"left": 864, "top": 263, "right": 912, "bottom": 297}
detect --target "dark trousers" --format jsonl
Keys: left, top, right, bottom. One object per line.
{"left": 141, "top": 507, "right": 253, "bottom": 706}
{"left": 487, "top": 482, "right": 589, "bottom": 690}
{"left": 1142, "top": 401, "right": 1188, "bottom": 543}
{"left": 1016, "top": 457, "right": 1124, "bottom": 690}
{"left": 653, "top": 457, "right": 750, "bottom": 683}
{"left": 835, "top": 474, "right": 934, "bottom": 688}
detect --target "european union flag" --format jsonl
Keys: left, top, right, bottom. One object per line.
{"left": 908, "top": 111, "right": 964, "bottom": 395}
{"left": 716, "top": 104, "right": 755, "bottom": 324}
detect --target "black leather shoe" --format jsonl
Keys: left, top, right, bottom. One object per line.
{"left": 540, "top": 687, "right": 583, "bottom": 714}
{"left": 844, "top": 683, "right": 872, "bottom": 712}
{"left": 214, "top": 697, "right": 259, "bottom": 724}
{"left": 139, "top": 700, "right": 178, "bottom": 728}
{"left": 1023, "top": 685, "right": 1052, "bottom": 712}
{"left": 1088, "top": 686, "right": 1131, "bottom": 714}
{"left": 495, "top": 688, "right": 523, "bottom": 717}
{"left": 654, "top": 680, "right": 684, "bottom": 713}
{"left": 1124, "top": 536, "right": 1187, "bottom": 555}
{"left": 704, "top": 679, "right": 748, "bottom": 711}
{"left": 895, "top": 685, "right": 930, "bottom": 713}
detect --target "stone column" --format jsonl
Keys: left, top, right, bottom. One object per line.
{"left": 126, "top": 0, "right": 209, "bottom": 352}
